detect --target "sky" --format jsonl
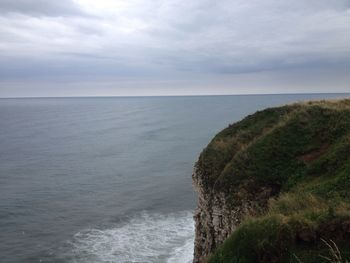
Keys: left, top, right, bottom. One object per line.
{"left": 0, "top": 0, "right": 349, "bottom": 97}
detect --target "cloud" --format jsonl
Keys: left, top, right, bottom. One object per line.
{"left": 0, "top": 0, "right": 349, "bottom": 96}
{"left": 0, "top": 0, "right": 83, "bottom": 16}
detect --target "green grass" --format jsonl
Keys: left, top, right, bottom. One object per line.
{"left": 196, "top": 99, "right": 350, "bottom": 263}
{"left": 208, "top": 194, "right": 350, "bottom": 263}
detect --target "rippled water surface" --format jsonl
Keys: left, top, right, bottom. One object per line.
{"left": 0, "top": 94, "right": 349, "bottom": 263}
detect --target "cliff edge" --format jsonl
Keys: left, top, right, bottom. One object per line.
{"left": 193, "top": 99, "right": 350, "bottom": 263}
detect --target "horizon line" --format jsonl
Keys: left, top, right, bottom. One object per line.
{"left": 1, "top": 92, "right": 350, "bottom": 99}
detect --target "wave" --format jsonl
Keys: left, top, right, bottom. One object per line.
{"left": 61, "top": 211, "right": 194, "bottom": 263}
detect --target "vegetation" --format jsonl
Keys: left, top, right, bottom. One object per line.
{"left": 198, "top": 99, "right": 350, "bottom": 263}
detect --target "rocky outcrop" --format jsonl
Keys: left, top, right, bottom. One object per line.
{"left": 192, "top": 165, "right": 278, "bottom": 263}
{"left": 191, "top": 99, "right": 350, "bottom": 263}
{"left": 192, "top": 165, "right": 243, "bottom": 263}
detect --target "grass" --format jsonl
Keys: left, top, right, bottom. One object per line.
{"left": 208, "top": 194, "right": 350, "bottom": 263}
{"left": 294, "top": 239, "right": 350, "bottom": 263}
{"left": 195, "top": 99, "right": 350, "bottom": 263}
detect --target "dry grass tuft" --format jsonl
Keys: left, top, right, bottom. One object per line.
{"left": 294, "top": 239, "right": 350, "bottom": 263}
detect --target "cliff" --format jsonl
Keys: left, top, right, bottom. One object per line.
{"left": 193, "top": 99, "right": 350, "bottom": 263}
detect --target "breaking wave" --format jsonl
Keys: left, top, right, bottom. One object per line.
{"left": 61, "top": 211, "right": 194, "bottom": 263}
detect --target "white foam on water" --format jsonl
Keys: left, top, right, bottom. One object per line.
{"left": 64, "top": 211, "right": 194, "bottom": 263}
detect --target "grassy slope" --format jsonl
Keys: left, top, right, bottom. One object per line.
{"left": 197, "top": 99, "right": 350, "bottom": 263}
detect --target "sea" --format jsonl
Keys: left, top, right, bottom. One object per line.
{"left": 0, "top": 93, "right": 349, "bottom": 263}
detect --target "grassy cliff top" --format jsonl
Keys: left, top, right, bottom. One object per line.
{"left": 197, "top": 99, "right": 350, "bottom": 202}
{"left": 197, "top": 99, "right": 350, "bottom": 263}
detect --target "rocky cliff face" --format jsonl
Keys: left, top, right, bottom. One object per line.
{"left": 192, "top": 165, "right": 278, "bottom": 263}
{"left": 192, "top": 166, "right": 242, "bottom": 263}
{"left": 192, "top": 99, "right": 350, "bottom": 263}
{"left": 192, "top": 104, "right": 292, "bottom": 262}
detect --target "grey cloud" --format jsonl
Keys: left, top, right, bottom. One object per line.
{"left": 0, "top": 53, "right": 164, "bottom": 81}
{"left": 0, "top": 0, "right": 83, "bottom": 16}
{"left": 0, "top": 0, "right": 349, "bottom": 96}
{"left": 169, "top": 1, "right": 349, "bottom": 71}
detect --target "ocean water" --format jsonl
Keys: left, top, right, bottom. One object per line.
{"left": 0, "top": 94, "right": 349, "bottom": 263}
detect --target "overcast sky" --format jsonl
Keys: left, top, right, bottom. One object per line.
{"left": 0, "top": 0, "right": 349, "bottom": 97}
